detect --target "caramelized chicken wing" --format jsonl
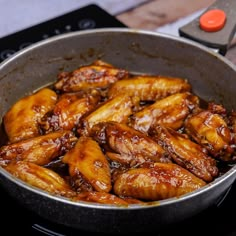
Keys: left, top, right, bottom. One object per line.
{"left": 3, "top": 88, "right": 57, "bottom": 143}
{"left": 74, "top": 191, "right": 129, "bottom": 206}
{"left": 150, "top": 125, "right": 218, "bottom": 182}
{"left": 62, "top": 136, "right": 112, "bottom": 193}
{"left": 40, "top": 90, "right": 100, "bottom": 132}
{"left": 113, "top": 163, "right": 206, "bottom": 201}
{"left": 185, "top": 110, "right": 233, "bottom": 161}
{"left": 108, "top": 75, "right": 191, "bottom": 101}
{"left": 54, "top": 61, "right": 129, "bottom": 92}
{"left": 229, "top": 111, "right": 236, "bottom": 145}
{"left": 130, "top": 92, "right": 199, "bottom": 133}
{"left": 208, "top": 102, "right": 228, "bottom": 115}
{"left": 90, "top": 122, "right": 170, "bottom": 166}
{"left": 0, "top": 131, "right": 77, "bottom": 166}
{"left": 5, "top": 161, "right": 75, "bottom": 197}
{"left": 80, "top": 94, "right": 139, "bottom": 135}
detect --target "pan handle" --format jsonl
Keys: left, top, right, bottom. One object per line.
{"left": 179, "top": 0, "right": 236, "bottom": 55}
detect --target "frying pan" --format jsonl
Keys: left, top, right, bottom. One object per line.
{"left": 1, "top": 0, "right": 236, "bottom": 233}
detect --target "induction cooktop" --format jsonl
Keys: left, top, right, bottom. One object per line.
{"left": 0, "top": 4, "right": 125, "bottom": 63}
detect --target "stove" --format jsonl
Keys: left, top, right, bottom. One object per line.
{"left": 0, "top": 4, "right": 125, "bottom": 62}
{"left": 1, "top": 4, "right": 236, "bottom": 235}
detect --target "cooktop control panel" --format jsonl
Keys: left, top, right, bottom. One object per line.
{"left": 0, "top": 4, "right": 126, "bottom": 62}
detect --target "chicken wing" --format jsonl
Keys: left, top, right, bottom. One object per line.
{"left": 80, "top": 94, "right": 139, "bottom": 135}
{"left": 229, "top": 111, "right": 236, "bottom": 145}
{"left": 40, "top": 90, "right": 100, "bottom": 132}
{"left": 74, "top": 191, "right": 129, "bottom": 206}
{"left": 130, "top": 92, "right": 199, "bottom": 133}
{"left": 62, "top": 136, "right": 112, "bottom": 193}
{"left": 5, "top": 161, "right": 75, "bottom": 197}
{"left": 0, "top": 131, "right": 77, "bottom": 166}
{"left": 113, "top": 163, "right": 206, "bottom": 201}
{"left": 108, "top": 75, "right": 191, "bottom": 101}
{"left": 3, "top": 88, "right": 57, "bottom": 143}
{"left": 185, "top": 110, "right": 233, "bottom": 161}
{"left": 150, "top": 125, "right": 218, "bottom": 182}
{"left": 90, "top": 121, "right": 170, "bottom": 166}
{"left": 54, "top": 61, "right": 129, "bottom": 92}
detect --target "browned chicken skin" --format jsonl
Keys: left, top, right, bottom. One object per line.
{"left": 40, "top": 90, "right": 100, "bottom": 132}
{"left": 0, "top": 131, "right": 77, "bottom": 166}
{"left": 3, "top": 88, "right": 57, "bottom": 143}
{"left": 229, "top": 111, "right": 236, "bottom": 146}
{"left": 80, "top": 94, "right": 139, "bottom": 135}
{"left": 150, "top": 125, "right": 219, "bottom": 182}
{"left": 108, "top": 75, "right": 191, "bottom": 101}
{"left": 62, "top": 136, "right": 112, "bottom": 193}
{"left": 90, "top": 121, "right": 170, "bottom": 166}
{"left": 54, "top": 61, "right": 129, "bottom": 92}
{"left": 130, "top": 92, "right": 199, "bottom": 133}
{"left": 113, "top": 163, "right": 206, "bottom": 201}
{"left": 185, "top": 110, "right": 233, "bottom": 161}
{"left": 73, "top": 191, "right": 129, "bottom": 206}
{"left": 5, "top": 161, "right": 75, "bottom": 197}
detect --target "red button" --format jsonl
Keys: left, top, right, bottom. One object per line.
{"left": 199, "top": 9, "right": 226, "bottom": 32}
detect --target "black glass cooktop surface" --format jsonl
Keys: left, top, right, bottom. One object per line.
{"left": 0, "top": 4, "right": 125, "bottom": 62}
{"left": 1, "top": 4, "right": 236, "bottom": 236}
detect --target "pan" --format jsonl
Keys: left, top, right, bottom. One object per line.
{"left": 0, "top": 0, "right": 236, "bottom": 233}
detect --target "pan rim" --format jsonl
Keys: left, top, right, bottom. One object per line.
{"left": 1, "top": 27, "right": 236, "bottom": 71}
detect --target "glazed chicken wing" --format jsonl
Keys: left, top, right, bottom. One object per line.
{"left": 80, "top": 94, "right": 139, "bottom": 135}
{"left": 3, "top": 88, "right": 57, "bottom": 143}
{"left": 185, "top": 110, "right": 233, "bottom": 161}
{"left": 150, "top": 125, "right": 218, "bottom": 182}
{"left": 108, "top": 75, "right": 191, "bottom": 101}
{"left": 74, "top": 191, "right": 129, "bottom": 206}
{"left": 40, "top": 90, "right": 100, "bottom": 132}
{"left": 229, "top": 111, "right": 236, "bottom": 145}
{"left": 90, "top": 121, "right": 170, "bottom": 166}
{"left": 113, "top": 163, "right": 206, "bottom": 201}
{"left": 5, "top": 161, "right": 75, "bottom": 197}
{"left": 130, "top": 92, "right": 199, "bottom": 133}
{"left": 62, "top": 136, "right": 112, "bottom": 193}
{"left": 0, "top": 131, "right": 77, "bottom": 166}
{"left": 54, "top": 61, "right": 129, "bottom": 92}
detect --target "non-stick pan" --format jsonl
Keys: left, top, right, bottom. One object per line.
{"left": 1, "top": 0, "right": 236, "bottom": 233}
